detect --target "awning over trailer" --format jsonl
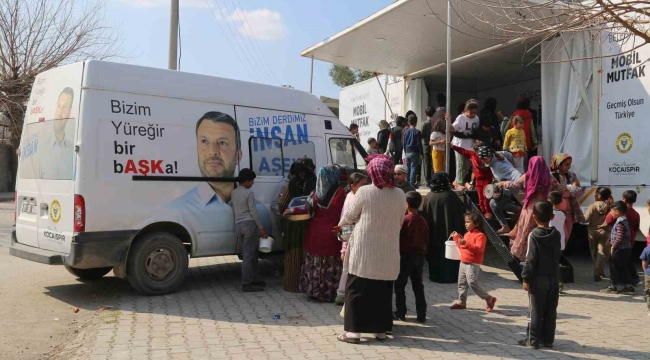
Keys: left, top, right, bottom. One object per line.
{"left": 301, "top": 0, "right": 546, "bottom": 90}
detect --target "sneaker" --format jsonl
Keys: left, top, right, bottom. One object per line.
{"left": 600, "top": 285, "right": 618, "bottom": 294}
{"left": 392, "top": 311, "right": 406, "bottom": 321}
{"left": 450, "top": 302, "right": 467, "bottom": 310}
{"left": 622, "top": 286, "right": 636, "bottom": 295}
{"left": 335, "top": 295, "right": 345, "bottom": 306}
{"left": 593, "top": 275, "right": 602, "bottom": 282}
{"left": 486, "top": 296, "right": 497, "bottom": 312}
{"left": 416, "top": 315, "right": 426, "bottom": 323}
{"left": 242, "top": 284, "right": 265, "bottom": 292}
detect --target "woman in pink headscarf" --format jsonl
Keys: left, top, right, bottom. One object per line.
{"left": 499, "top": 156, "right": 561, "bottom": 261}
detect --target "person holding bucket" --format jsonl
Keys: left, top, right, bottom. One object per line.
{"left": 450, "top": 211, "right": 497, "bottom": 312}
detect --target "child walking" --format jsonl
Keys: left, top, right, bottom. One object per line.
{"left": 450, "top": 144, "right": 494, "bottom": 219}
{"left": 393, "top": 191, "right": 429, "bottom": 323}
{"left": 520, "top": 201, "right": 562, "bottom": 349}
{"left": 548, "top": 192, "right": 566, "bottom": 292}
{"left": 450, "top": 212, "right": 497, "bottom": 312}
{"left": 601, "top": 201, "right": 634, "bottom": 294}
{"left": 503, "top": 115, "right": 527, "bottom": 174}
{"left": 232, "top": 168, "right": 268, "bottom": 292}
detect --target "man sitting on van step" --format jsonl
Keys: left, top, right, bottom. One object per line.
{"left": 233, "top": 168, "right": 268, "bottom": 292}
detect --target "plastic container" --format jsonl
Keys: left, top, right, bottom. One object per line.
{"left": 259, "top": 236, "right": 274, "bottom": 253}
{"left": 285, "top": 196, "right": 311, "bottom": 221}
{"left": 445, "top": 239, "right": 461, "bottom": 260}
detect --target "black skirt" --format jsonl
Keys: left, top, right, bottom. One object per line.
{"left": 344, "top": 274, "right": 393, "bottom": 333}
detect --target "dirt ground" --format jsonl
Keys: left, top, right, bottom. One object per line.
{"left": 0, "top": 202, "right": 126, "bottom": 359}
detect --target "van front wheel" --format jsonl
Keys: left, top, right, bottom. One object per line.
{"left": 65, "top": 265, "right": 113, "bottom": 280}
{"left": 126, "top": 232, "right": 188, "bottom": 296}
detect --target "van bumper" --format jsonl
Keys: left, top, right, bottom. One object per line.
{"left": 10, "top": 227, "right": 135, "bottom": 269}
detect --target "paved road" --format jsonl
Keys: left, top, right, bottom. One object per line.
{"left": 2, "top": 201, "right": 649, "bottom": 360}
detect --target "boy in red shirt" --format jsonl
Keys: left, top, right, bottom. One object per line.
{"left": 450, "top": 212, "right": 497, "bottom": 312}
{"left": 394, "top": 191, "right": 429, "bottom": 323}
{"left": 450, "top": 143, "right": 494, "bottom": 219}
{"left": 606, "top": 190, "right": 641, "bottom": 285}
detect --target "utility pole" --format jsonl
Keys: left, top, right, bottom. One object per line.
{"left": 168, "top": 0, "right": 179, "bottom": 70}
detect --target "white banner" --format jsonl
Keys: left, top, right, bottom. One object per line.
{"left": 598, "top": 34, "right": 650, "bottom": 185}
{"left": 339, "top": 75, "right": 403, "bottom": 147}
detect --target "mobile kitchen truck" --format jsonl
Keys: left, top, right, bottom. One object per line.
{"left": 303, "top": 0, "right": 650, "bottom": 248}
{"left": 10, "top": 61, "right": 366, "bottom": 295}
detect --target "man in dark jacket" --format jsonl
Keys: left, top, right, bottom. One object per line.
{"left": 520, "top": 201, "right": 562, "bottom": 349}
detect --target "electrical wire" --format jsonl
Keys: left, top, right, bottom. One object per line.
{"left": 211, "top": 0, "right": 268, "bottom": 83}
{"left": 203, "top": 0, "right": 258, "bottom": 81}
{"left": 233, "top": 0, "right": 282, "bottom": 85}
{"left": 224, "top": 0, "right": 275, "bottom": 84}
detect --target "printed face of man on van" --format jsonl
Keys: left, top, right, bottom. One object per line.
{"left": 197, "top": 120, "right": 240, "bottom": 179}
{"left": 54, "top": 88, "right": 74, "bottom": 140}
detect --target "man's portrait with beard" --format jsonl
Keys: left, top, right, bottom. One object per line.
{"left": 39, "top": 87, "right": 75, "bottom": 179}
{"left": 166, "top": 111, "right": 271, "bottom": 254}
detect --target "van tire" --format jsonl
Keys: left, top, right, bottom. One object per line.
{"left": 65, "top": 265, "right": 113, "bottom": 280}
{"left": 126, "top": 232, "right": 188, "bottom": 296}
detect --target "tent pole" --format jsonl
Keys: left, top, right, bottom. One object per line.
{"left": 444, "top": 0, "right": 452, "bottom": 175}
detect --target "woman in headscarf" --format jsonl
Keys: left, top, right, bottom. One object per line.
{"left": 550, "top": 153, "right": 585, "bottom": 242}
{"left": 300, "top": 165, "right": 346, "bottom": 302}
{"left": 377, "top": 120, "right": 391, "bottom": 154}
{"left": 336, "top": 155, "right": 406, "bottom": 343}
{"left": 280, "top": 158, "right": 317, "bottom": 293}
{"left": 500, "top": 156, "right": 560, "bottom": 261}
{"left": 422, "top": 172, "right": 466, "bottom": 283}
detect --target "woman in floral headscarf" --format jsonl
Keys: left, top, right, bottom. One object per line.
{"left": 299, "top": 165, "right": 345, "bottom": 302}
{"left": 336, "top": 155, "right": 406, "bottom": 343}
{"left": 500, "top": 156, "right": 561, "bottom": 261}
{"left": 550, "top": 153, "right": 585, "bottom": 242}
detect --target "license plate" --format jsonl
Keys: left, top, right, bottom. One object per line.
{"left": 21, "top": 203, "right": 35, "bottom": 215}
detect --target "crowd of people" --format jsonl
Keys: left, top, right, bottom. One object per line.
{"left": 228, "top": 95, "right": 650, "bottom": 348}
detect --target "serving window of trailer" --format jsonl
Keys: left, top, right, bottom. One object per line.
{"left": 249, "top": 136, "right": 317, "bottom": 176}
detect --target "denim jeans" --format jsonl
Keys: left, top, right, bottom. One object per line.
{"left": 405, "top": 151, "right": 419, "bottom": 185}
{"left": 490, "top": 195, "right": 519, "bottom": 227}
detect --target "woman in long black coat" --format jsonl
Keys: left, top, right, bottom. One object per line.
{"left": 422, "top": 172, "right": 466, "bottom": 283}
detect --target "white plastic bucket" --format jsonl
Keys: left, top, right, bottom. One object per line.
{"left": 445, "top": 239, "right": 461, "bottom": 260}
{"left": 259, "top": 237, "right": 274, "bottom": 253}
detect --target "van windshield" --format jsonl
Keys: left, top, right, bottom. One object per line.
{"left": 19, "top": 119, "right": 76, "bottom": 180}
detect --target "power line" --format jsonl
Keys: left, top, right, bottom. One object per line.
{"left": 231, "top": 0, "right": 282, "bottom": 85}
{"left": 223, "top": 0, "right": 275, "bottom": 84}
{"left": 210, "top": 0, "right": 268, "bottom": 83}
{"left": 203, "top": 0, "right": 260, "bottom": 82}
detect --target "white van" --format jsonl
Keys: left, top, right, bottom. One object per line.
{"left": 10, "top": 61, "right": 367, "bottom": 295}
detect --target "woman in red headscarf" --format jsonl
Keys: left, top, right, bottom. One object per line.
{"left": 335, "top": 155, "right": 406, "bottom": 343}
{"left": 499, "top": 156, "right": 561, "bottom": 261}
{"left": 550, "top": 153, "right": 585, "bottom": 242}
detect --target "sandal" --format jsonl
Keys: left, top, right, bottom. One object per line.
{"left": 450, "top": 303, "right": 466, "bottom": 310}
{"left": 486, "top": 296, "right": 497, "bottom": 312}
{"left": 337, "top": 333, "right": 360, "bottom": 344}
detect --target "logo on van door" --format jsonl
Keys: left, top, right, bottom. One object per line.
{"left": 50, "top": 200, "right": 62, "bottom": 223}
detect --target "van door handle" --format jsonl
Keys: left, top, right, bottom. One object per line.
{"left": 41, "top": 204, "right": 48, "bottom": 211}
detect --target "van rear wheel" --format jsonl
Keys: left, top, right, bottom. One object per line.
{"left": 65, "top": 265, "right": 113, "bottom": 280}
{"left": 126, "top": 232, "right": 188, "bottom": 296}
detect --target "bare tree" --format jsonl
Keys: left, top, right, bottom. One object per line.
{"left": 429, "top": 0, "right": 650, "bottom": 62}
{"left": 0, "top": 0, "right": 120, "bottom": 150}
